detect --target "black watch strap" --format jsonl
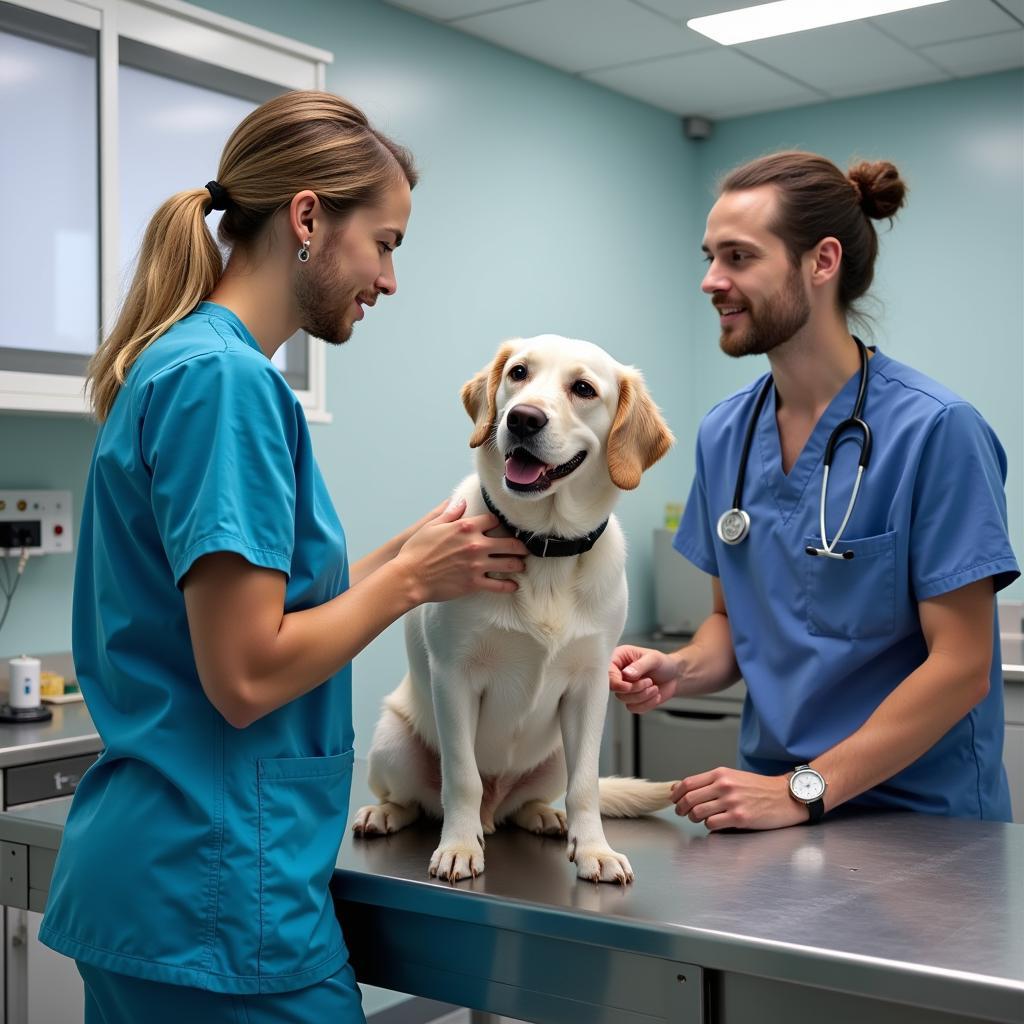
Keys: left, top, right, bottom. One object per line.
{"left": 806, "top": 798, "right": 825, "bottom": 824}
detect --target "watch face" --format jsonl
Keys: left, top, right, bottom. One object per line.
{"left": 791, "top": 769, "right": 825, "bottom": 801}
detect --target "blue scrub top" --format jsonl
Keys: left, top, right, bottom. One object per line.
{"left": 675, "top": 348, "right": 1019, "bottom": 820}
{"left": 40, "top": 303, "right": 355, "bottom": 994}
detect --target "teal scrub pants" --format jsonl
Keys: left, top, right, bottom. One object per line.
{"left": 77, "top": 961, "right": 366, "bottom": 1024}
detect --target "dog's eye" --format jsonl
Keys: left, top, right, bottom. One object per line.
{"left": 571, "top": 380, "right": 596, "bottom": 399}
{"left": 508, "top": 364, "right": 528, "bottom": 382}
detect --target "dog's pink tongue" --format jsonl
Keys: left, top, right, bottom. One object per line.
{"left": 505, "top": 453, "right": 546, "bottom": 485}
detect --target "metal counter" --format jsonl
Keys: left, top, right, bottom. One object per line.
{"left": 333, "top": 768, "right": 1024, "bottom": 1024}
{"left": 0, "top": 702, "right": 99, "bottom": 769}
{"left": 1, "top": 760, "right": 1022, "bottom": 1023}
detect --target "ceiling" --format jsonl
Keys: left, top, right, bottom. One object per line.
{"left": 381, "top": 0, "right": 1024, "bottom": 119}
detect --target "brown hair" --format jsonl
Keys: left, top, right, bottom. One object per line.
{"left": 88, "top": 90, "right": 418, "bottom": 421}
{"left": 720, "top": 151, "right": 907, "bottom": 318}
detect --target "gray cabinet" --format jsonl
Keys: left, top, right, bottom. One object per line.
{"left": 638, "top": 701, "right": 742, "bottom": 781}
{"left": 613, "top": 633, "right": 745, "bottom": 782}
{"left": 0, "top": 653, "right": 100, "bottom": 1024}
{"left": 4, "top": 908, "right": 83, "bottom": 1024}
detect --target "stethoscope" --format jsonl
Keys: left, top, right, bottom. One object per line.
{"left": 716, "top": 338, "right": 872, "bottom": 560}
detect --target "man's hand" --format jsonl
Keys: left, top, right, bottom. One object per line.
{"left": 608, "top": 645, "right": 681, "bottom": 713}
{"left": 671, "top": 768, "right": 807, "bottom": 831}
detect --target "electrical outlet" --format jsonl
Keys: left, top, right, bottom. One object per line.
{"left": 0, "top": 490, "right": 73, "bottom": 555}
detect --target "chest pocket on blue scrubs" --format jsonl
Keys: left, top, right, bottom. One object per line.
{"left": 257, "top": 748, "right": 355, "bottom": 976}
{"left": 804, "top": 531, "right": 897, "bottom": 639}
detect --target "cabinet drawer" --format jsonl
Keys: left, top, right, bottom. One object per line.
{"left": 4, "top": 753, "right": 99, "bottom": 807}
{"left": 638, "top": 708, "right": 740, "bottom": 782}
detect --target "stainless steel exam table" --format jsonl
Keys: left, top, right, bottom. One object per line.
{"left": 1, "top": 761, "right": 1021, "bottom": 1024}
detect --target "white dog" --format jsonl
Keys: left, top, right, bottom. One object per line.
{"left": 353, "top": 336, "right": 675, "bottom": 883}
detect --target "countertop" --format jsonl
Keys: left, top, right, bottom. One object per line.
{"left": 3, "top": 762, "right": 1022, "bottom": 1023}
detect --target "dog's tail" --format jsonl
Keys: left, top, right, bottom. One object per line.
{"left": 598, "top": 776, "right": 676, "bottom": 817}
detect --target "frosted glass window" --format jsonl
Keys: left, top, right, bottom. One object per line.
{"left": 119, "top": 52, "right": 306, "bottom": 388}
{"left": 0, "top": 6, "right": 99, "bottom": 374}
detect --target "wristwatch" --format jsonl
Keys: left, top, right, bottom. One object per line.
{"left": 788, "top": 765, "right": 826, "bottom": 823}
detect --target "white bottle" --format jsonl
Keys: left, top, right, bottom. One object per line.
{"left": 8, "top": 655, "right": 41, "bottom": 709}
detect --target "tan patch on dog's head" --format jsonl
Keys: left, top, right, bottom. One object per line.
{"left": 606, "top": 371, "right": 674, "bottom": 489}
{"left": 461, "top": 342, "right": 517, "bottom": 449}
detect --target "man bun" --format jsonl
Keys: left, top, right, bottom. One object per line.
{"left": 848, "top": 160, "right": 907, "bottom": 220}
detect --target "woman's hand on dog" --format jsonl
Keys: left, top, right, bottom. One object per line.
{"left": 395, "top": 496, "right": 529, "bottom": 603}
{"left": 608, "top": 645, "right": 681, "bottom": 713}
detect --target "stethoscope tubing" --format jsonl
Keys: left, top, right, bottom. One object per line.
{"left": 717, "top": 338, "right": 871, "bottom": 557}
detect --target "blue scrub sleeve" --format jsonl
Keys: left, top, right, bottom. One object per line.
{"left": 138, "top": 351, "right": 299, "bottom": 586}
{"left": 673, "top": 431, "right": 719, "bottom": 576}
{"left": 910, "top": 402, "right": 1019, "bottom": 600}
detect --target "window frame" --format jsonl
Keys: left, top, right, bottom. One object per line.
{"left": 0, "top": 0, "right": 334, "bottom": 422}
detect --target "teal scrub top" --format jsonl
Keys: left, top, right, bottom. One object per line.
{"left": 40, "top": 303, "right": 356, "bottom": 994}
{"left": 675, "top": 348, "right": 1019, "bottom": 820}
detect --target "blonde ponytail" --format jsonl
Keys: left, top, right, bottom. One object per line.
{"left": 88, "top": 189, "right": 221, "bottom": 421}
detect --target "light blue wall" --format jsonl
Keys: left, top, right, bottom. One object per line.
{"left": 0, "top": 415, "right": 96, "bottom": 652}
{"left": 684, "top": 70, "right": 1023, "bottom": 598}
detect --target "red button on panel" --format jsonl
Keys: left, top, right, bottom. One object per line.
{"left": 54, "top": 525, "right": 64, "bottom": 535}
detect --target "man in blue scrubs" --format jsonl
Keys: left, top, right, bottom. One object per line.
{"left": 610, "top": 152, "right": 1019, "bottom": 829}
{"left": 39, "top": 91, "right": 528, "bottom": 1022}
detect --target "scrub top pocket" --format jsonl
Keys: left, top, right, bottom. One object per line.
{"left": 804, "top": 531, "right": 897, "bottom": 639}
{"left": 257, "top": 748, "right": 355, "bottom": 982}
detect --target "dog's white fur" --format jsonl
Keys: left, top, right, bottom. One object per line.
{"left": 353, "top": 336, "right": 675, "bottom": 883}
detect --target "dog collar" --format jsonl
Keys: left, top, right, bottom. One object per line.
{"left": 480, "top": 488, "right": 609, "bottom": 558}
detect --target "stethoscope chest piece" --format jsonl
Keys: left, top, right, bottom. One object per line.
{"left": 717, "top": 508, "right": 750, "bottom": 545}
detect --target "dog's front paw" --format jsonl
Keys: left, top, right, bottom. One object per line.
{"left": 568, "top": 837, "right": 634, "bottom": 884}
{"left": 429, "top": 835, "right": 485, "bottom": 883}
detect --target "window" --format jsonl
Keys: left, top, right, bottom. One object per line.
{"left": 0, "top": 0, "right": 332, "bottom": 418}
{"left": 0, "top": 2, "right": 100, "bottom": 376}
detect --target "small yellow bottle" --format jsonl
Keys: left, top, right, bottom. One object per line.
{"left": 664, "top": 502, "right": 683, "bottom": 531}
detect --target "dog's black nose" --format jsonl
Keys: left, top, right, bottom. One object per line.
{"left": 506, "top": 404, "right": 548, "bottom": 439}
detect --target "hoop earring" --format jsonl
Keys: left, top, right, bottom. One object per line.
{"left": 297, "top": 239, "right": 311, "bottom": 263}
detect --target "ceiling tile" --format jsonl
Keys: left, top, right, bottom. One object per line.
{"left": 583, "top": 47, "right": 821, "bottom": 117}
{"left": 381, "top": 0, "right": 1024, "bottom": 119}
{"left": 870, "top": 0, "right": 1019, "bottom": 47}
{"left": 452, "top": 0, "right": 707, "bottom": 74}
{"left": 386, "top": 0, "right": 543, "bottom": 20}
{"left": 738, "top": 21, "right": 948, "bottom": 96}
{"left": 626, "top": 0, "right": 746, "bottom": 25}
{"left": 995, "top": 0, "right": 1024, "bottom": 21}
{"left": 923, "top": 29, "right": 1024, "bottom": 75}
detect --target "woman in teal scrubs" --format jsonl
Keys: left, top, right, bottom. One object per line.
{"left": 610, "top": 152, "right": 1018, "bottom": 830}
{"left": 39, "top": 91, "right": 528, "bottom": 1023}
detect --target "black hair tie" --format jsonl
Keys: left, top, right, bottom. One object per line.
{"left": 205, "top": 180, "right": 229, "bottom": 212}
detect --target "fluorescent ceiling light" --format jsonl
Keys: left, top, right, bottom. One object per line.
{"left": 687, "top": 0, "right": 952, "bottom": 46}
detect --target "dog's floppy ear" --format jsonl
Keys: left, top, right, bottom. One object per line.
{"left": 607, "top": 370, "right": 674, "bottom": 489}
{"left": 461, "top": 342, "right": 517, "bottom": 449}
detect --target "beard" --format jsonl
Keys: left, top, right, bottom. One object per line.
{"left": 719, "top": 266, "right": 810, "bottom": 358}
{"left": 293, "top": 247, "right": 358, "bottom": 346}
